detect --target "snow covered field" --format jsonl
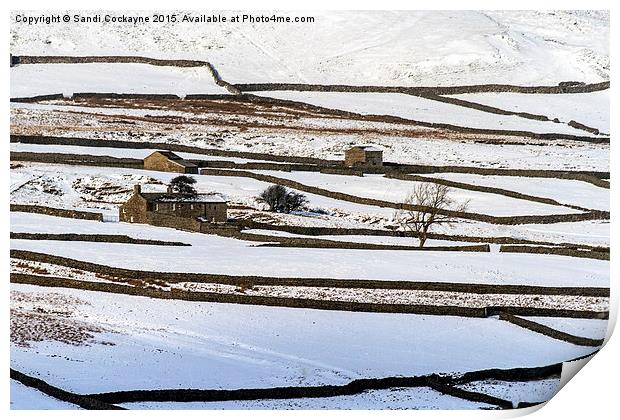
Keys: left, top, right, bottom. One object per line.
{"left": 10, "top": 142, "right": 283, "bottom": 164}
{"left": 523, "top": 317, "right": 609, "bottom": 340}
{"left": 10, "top": 213, "right": 609, "bottom": 288}
{"left": 10, "top": 11, "right": 609, "bottom": 86}
{"left": 252, "top": 170, "right": 581, "bottom": 216}
{"left": 254, "top": 91, "right": 596, "bottom": 137}
{"left": 10, "top": 283, "right": 596, "bottom": 395}
{"left": 10, "top": 63, "right": 229, "bottom": 97}
{"left": 11, "top": 101, "right": 610, "bottom": 172}
{"left": 419, "top": 173, "right": 609, "bottom": 211}
{"left": 120, "top": 388, "right": 495, "bottom": 410}
{"left": 450, "top": 90, "right": 610, "bottom": 134}
{"left": 9, "top": 9, "right": 610, "bottom": 410}
{"left": 10, "top": 380, "right": 80, "bottom": 410}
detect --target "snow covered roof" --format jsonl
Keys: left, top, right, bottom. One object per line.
{"left": 352, "top": 145, "right": 383, "bottom": 152}
{"left": 141, "top": 193, "right": 226, "bottom": 203}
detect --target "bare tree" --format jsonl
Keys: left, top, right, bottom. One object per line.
{"left": 393, "top": 182, "right": 469, "bottom": 248}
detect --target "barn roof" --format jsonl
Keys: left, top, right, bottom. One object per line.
{"left": 140, "top": 192, "right": 226, "bottom": 203}
{"left": 351, "top": 145, "right": 383, "bottom": 152}
{"left": 147, "top": 150, "right": 198, "bottom": 168}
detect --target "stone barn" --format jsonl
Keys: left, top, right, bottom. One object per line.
{"left": 143, "top": 151, "right": 198, "bottom": 174}
{"left": 119, "top": 185, "right": 227, "bottom": 225}
{"left": 344, "top": 146, "right": 383, "bottom": 167}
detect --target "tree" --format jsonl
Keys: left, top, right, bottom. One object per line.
{"left": 258, "top": 184, "right": 308, "bottom": 213}
{"left": 393, "top": 182, "right": 469, "bottom": 248}
{"left": 169, "top": 175, "right": 197, "bottom": 197}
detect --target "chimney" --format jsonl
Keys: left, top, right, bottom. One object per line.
{"left": 133, "top": 184, "right": 141, "bottom": 194}
{"left": 167, "top": 186, "right": 174, "bottom": 194}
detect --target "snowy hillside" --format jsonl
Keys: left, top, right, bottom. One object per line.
{"left": 10, "top": 10, "right": 609, "bottom": 86}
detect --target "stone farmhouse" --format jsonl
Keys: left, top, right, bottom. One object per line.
{"left": 119, "top": 185, "right": 228, "bottom": 229}
{"left": 344, "top": 145, "right": 383, "bottom": 167}
{"left": 144, "top": 150, "right": 199, "bottom": 174}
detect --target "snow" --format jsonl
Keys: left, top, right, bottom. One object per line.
{"left": 449, "top": 90, "right": 610, "bottom": 134}
{"left": 10, "top": 142, "right": 286, "bottom": 164}
{"left": 10, "top": 63, "right": 229, "bottom": 97}
{"left": 10, "top": 283, "right": 597, "bottom": 394}
{"left": 10, "top": 380, "right": 80, "bottom": 410}
{"left": 121, "top": 387, "right": 494, "bottom": 410}
{"left": 419, "top": 173, "right": 609, "bottom": 211}
{"left": 11, "top": 102, "right": 610, "bottom": 172}
{"left": 523, "top": 317, "right": 609, "bottom": 340}
{"left": 457, "top": 378, "right": 560, "bottom": 406}
{"left": 10, "top": 213, "right": 609, "bottom": 288}
{"left": 254, "top": 91, "right": 597, "bottom": 137}
{"left": 10, "top": 11, "right": 609, "bottom": 86}
{"left": 242, "top": 229, "right": 477, "bottom": 247}
{"left": 251, "top": 170, "right": 581, "bottom": 216}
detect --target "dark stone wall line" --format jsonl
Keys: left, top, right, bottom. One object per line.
{"left": 199, "top": 168, "right": 608, "bottom": 225}
{"left": 500, "top": 245, "right": 609, "bottom": 261}
{"left": 10, "top": 232, "right": 190, "bottom": 246}
{"left": 10, "top": 251, "right": 610, "bottom": 298}
{"left": 10, "top": 368, "right": 124, "bottom": 410}
{"left": 386, "top": 172, "right": 589, "bottom": 212}
{"left": 10, "top": 135, "right": 610, "bottom": 184}
{"left": 11, "top": 55, "right": 241, "bottom": 95}
{"left": 234, "top": 81, "right": 610, "bottom": 96}
{"left": 10, "top": 204, "right": 103, "bottom": 221}
{"left": 236, "top": 220, "right": 608, "bottom": 251}
{"left": 499, "top": 313, "right": 605, "bottom": 347}
{"left": 9, "top": 92, "right": 608, "bottom": 142}
{"left": 12, "top": 363, "right": 563, "bottom": 409}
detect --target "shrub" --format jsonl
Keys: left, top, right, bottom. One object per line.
{"left": 258, "top": 184, "right": 308, "bottom": 213}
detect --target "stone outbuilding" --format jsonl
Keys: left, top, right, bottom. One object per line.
{"left": 344, "top": 145, "right": 383, "bottom": 167}
{"left": 143, "top": 150, "right": 198, "bottom": 174}
{"left": 119, "top": 184, "right": 227, "bottom": 225}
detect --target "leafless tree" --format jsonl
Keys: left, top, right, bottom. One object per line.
{"left": 393, "top": 182, "right": 469, "bottom": 248}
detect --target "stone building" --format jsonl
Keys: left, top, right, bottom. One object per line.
{"left": 344, "top": 146, "right": 383, "bottom": 167}
{"left": 119, "top": 184, "right": 227, "bottom": 225}
{"left": 143, "top": 150, "right": 198, "bottom": 174}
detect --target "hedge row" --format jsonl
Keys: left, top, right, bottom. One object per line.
{"left": 10, "top": 204, "right": 103, "bottom": 221}
{"left": 499, "top": 313, "right": 605, "bottom": 347}
{"left": 11, "top": 250, "right": 610, "bottom": 298}
{"left": 10, "top": 232, "right": 190, "bottom": 247}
